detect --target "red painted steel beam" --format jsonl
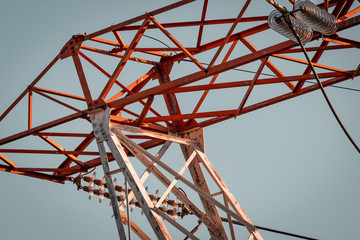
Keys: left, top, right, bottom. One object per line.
{"left": 119, "top": 17, "right": 268, "bottom": 31}
{"left": 32, "top": 87, "right": 86, "bottom": 101}
{"left": 280, "top": 45, "right": 353, "bottom": 53}
{"left": 271, "top": 54, "right": 348, "bottom": 73}
{"left": 79, "top": 50, "right": 147, "bottom": 96}
{"left": 155, "top": 63, "right": 185, "bottom": 131}
{"left": 94, "top": 34, "right": 171, "bottom": 57}
{"left": 1, "top": 0, "right": 359, "bottom": 184}
{"left": 0, "top": 164, "right": 67, "bottom": 182}
{"left": 0, "top": 153, "right": 16, "bottom": 168}
{"left": 338, "top": 14, "right": 360, "bottom": 30}
{"left": 0, "top": 112, "right": 84, "bottom": 146}
{"left": 332, "top": 0, "right": 347, "bottom": 17}
{"left": 39, "top": 135, "right": 85, "bottom": 168}
{"left": 207, "top": 0, "right": 251, "bottom": 69}
{"left": 113, "top": 31, "right": 127, "bottom": 48}
{"left": 57, "top": 134, "right": 94, "bottom": 170}
{"left": 324, "top": 0, "right": 329, "bottom": 11}
{"left": 293, "top": 41, "right": 330, "bottom": 92}
{"left": 98, "top": 18, "right": 150, "bottom": 100}
{"left": 85, "top": 0, "right": 196, "bottom": 40}
{"left": 322, "top": 36, "right": 360, "bottom": 48}
{"left": 0, "top": 149, "right": 103, "bottom": 155}
{"left": 198, "top": 75, "right": 352, "bottom": 128}
{"left": 72, "top": 54, "right": 93, "bottom": 105}
{"left": 166, "top": 23, "right": 270, "bottom": 64}
{"left": 338, "top": 5, "right": 360, "bottom": 22}
{"left": 144, "top": 110, "right": 237, "bottom": 123}
{"left": 28, "top": 90, "right": 32, "bottom": 130}
{"left": 140, "top": 73, "right": 354, "bottom": 125}
{"left": 260, "top": 78, "right": 354, "bottom": 112}
{"left": 236, "top": 56, "right": 269, "bottom": 116}
{"left": 108, "top": 40, "right": 298, "bottom": 109}
{"left": 0, "top": 54, "right": 60, "bottom": 121}
{"left": 35, "top": 132, "right": 92, "bottom": 137}
{"left": 167, "top": 72, "right": 351, "bottom": 93}
{"left": 148, "top": 14, "right": 205, "bottom": 71}
{"left": 14, "top": 167, "right": 83, "bottom": 173}
{"left": 137, "top": 95, "right": 155, "bottom": 126}
{"left": 32, "top": 88, "right": 81, "bottom": 113}
{"left": 107, "top": 68, "right": 156, "bottom": 102}
{"left": 82, "top": 56, "right": 166, "bottom": 125}
{"left": 240, "top": 37, "right": 295, "bottom": 90}
{"left": 193, "top": 39, "right": 239, "bottom": 114}
{"left": 80, "top": 45, "right": 157, "bottom": 64}
{"left": 197, "top": 0, "right": 209, "bottom": 48}
{"left": 338, "top": 0, "right": 355, "bottom": 18}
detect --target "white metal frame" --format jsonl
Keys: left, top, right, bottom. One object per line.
{"left": 91, "top": 107, "right": 263, "bottom": 240}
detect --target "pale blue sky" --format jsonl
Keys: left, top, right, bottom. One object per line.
{"left": 1, "top": 1, "right": 360, "bottom": 239}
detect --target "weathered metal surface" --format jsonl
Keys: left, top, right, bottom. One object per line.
{"left": 0, "top": 0, "right": 359, "bottom": 238}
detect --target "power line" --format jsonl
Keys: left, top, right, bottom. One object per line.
{"left": 143, "top": 34, "right": 178, "bottom": 54}
{"left": 272, "top": 2, "right": 360, "bottom": 154}
{"left": 306, "top": 80, "right": 360, "bottom": 92}
{"left": 221, "top": 217, "right": 318, "bottom": 240}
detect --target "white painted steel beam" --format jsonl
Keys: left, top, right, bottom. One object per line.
{"left": 113, "top": 129, "right": 256, "bottom": 234}
{"left": 195, "top": 149, "right": 262, "bottom": 240}
{"left": 91, "top": 107, "right": 263, "bottom": 239}
{"left": 112, "top": 129, "right": 222, "bottom": 237}
{"left": 110, "top": 123, "right": 196, "bottom": 146}
{"left": 107, "top": 133, "right": 172, "bottom": 240}
{"left": 91, "top": 108, "right": 127, "bottom": 240}
{"left": 179, "top": 129, "right": 228, "bottom": 239}
{"left": 119, "top": 141, "right": 172, "bottom": 211}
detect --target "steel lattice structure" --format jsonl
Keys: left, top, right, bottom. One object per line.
{"left": 0, "top": 0, "right": 359, "bottom": 239}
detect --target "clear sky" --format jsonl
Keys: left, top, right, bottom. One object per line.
{"left": 0, "top": 0, "right": 360, "bottom": 239}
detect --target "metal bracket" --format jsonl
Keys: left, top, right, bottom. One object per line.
{"left": 90, "top": 107, "right": 110, "bottom": 142}
{"left": 60, "top": 34, "right": 85, "bottom": 59}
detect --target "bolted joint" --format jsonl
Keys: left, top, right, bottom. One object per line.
{"left": 60, "top": 34, "right": 85, "bottom": 59}
{"left": 90, "top": 107, "right": 111, "bottom": 142}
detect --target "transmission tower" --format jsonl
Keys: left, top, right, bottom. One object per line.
{"left": 1, "top": 0, "right": 359, "bottom": 239}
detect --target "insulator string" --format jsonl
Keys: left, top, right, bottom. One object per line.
{"left": 275, "top": 3, "right": 360, "bottom": 155}
{"left": 268, "top": 10, "right": 313, "bottom": 43}
{"left": 294, "top": 0, "right": 338, "bottom": 35}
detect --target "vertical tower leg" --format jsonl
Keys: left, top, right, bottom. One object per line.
{"left": 91, "top": 108, "right": 171, "bottom": 240}
{"left": 91, "top": 109, "right": 127, "bottom": 240}
{"left": 180, "top": 129, "right": 228, "bottom": 240}
{"left": 180, "top": 128, "right": 263, "bottom": 240}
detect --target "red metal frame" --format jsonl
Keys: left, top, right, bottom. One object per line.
{"left": 0, "top": 0, "right": 359, "bottom": 183}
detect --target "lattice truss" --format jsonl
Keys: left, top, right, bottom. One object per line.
{"left": 0, "top": 0, "right": 359, "bottom": 239}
